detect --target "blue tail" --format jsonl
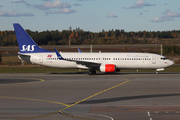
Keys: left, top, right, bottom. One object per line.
{"left": 13, "top": 23, "right": 52, "bottom": 53}
{"left": 54, "top": 49, "right": 64, "bottom": 60}
{"left": 78, "top": 48, "right": 82, "bottom": 53}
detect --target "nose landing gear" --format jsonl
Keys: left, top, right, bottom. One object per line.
{"left": 155, "top": 71, "right": 159, "bottom": 74}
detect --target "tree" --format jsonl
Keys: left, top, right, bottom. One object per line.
{"left": 1, "top": 27, "right": 180, "bottom": 46}
{"left": 124, "top": 46, "right": 128, "bottom": 52}
{"left": 178, "top": 33, "right": 180, "bottom": 40}
{"left": 48, "top": 41, "right": 56, "bottom": 45}
{"left": 120, "top": 34, "right": 124, "bottom": 41}
{"left": 143, "top": 30, "right": 146, "bottom": 38}
{"left": 0, "top": 53, "right": 2, "bottom": 63}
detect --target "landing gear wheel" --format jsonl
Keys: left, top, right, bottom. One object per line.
{"left": 92, "top": 70, "right": 96, "bottom": 74}
{"left": 88, "top": 70, "right": 96, "bottom": 75}
{"left": 88, "top": 71, "right": 93, "bottom": 75}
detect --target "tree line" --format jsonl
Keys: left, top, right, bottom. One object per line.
{"left": 1, "top": 28, "right": 180, "bottom": 46}
{"left": 163, "top": 44, "right": 180, "bottom": 55}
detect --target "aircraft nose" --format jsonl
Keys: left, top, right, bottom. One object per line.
{"left": 169, "top": 60, "right": 174, "bottom": 66}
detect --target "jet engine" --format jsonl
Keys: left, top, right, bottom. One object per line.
{"left": 100, "top": 64, "right": 116, "bottom": 73}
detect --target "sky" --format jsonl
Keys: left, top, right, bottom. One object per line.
{"left": 0, "top": 0, "right": 180, "bottom": 32}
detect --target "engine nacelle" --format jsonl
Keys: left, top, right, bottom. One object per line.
{"left": 100, "top": 64, "right": 116, "bottom": 73}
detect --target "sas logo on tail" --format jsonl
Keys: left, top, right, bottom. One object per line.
{"left": 21, "top": 45, "right": 36, "bottom": 51}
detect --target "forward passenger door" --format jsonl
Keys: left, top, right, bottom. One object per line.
{"left": 152, "top": 56, "right": 156, "bottom": 64}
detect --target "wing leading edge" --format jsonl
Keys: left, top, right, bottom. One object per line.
{"left": 54, "top": 49, "right": 101, "bottom": 69}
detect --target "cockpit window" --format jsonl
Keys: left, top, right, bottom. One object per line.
{"left": 161, "top": 57, "right": 168, "bottom": 60}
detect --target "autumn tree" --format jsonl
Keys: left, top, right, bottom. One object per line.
{"left": 1, "top": 27, "right": 180, "bottom": 46}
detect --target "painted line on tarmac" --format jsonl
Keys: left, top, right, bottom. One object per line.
{"left": 147, "top": 111, "right": 153, "bottom": 120}
{"left": 19, "top": 78, "right": 130, "bottom": 120}
{"left": 59, "top": 79, "right": 130, "bottom": 119}
{"left": 87, "top": 113, "right": 114, "bottom": 120}
{"left": 0, "top": 96, "right": 69, "bottom": 107}
{"left": 61, "top": 78, "right": 130, "bottom": 110}
{"left": 60, "top": 112, "right": 94, "bottom": 120}
{"left": 59, "top": 112, "right": 114, "bottom": 120}
{"left": 19, "top": 111, "right": 60, "bottom": 120}
{"left": 22, "top": 78, "right": 44, "bottom": 84}
{"left": 0, "top": 78, "right": 44, "bottom": 85}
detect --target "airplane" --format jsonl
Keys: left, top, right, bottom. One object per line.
{"left": 13, "top": 23, "right": 174, "bottom": 75}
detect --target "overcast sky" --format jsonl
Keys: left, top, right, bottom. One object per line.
{"left": 0, "top": 0, "right": 180, "bottom": 32}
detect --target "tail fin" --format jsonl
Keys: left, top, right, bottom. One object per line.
{"left": 13, "top": 23, "right": 51, "bottom": 53}
{"left": 78, "top": 48, "right": 82, "bottom": 53}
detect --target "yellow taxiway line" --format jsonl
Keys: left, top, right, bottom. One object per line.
{"left": 0, "top": 78, "right": 44, "bottom": 85}
{"left": 0, "top": 96, "right": 69, "bottom": 107}
{"left": 1, "top": 78, "right": 130, "bottom": 120}
{"left": 59, "top": 79, "right": 130, "bottom": 112}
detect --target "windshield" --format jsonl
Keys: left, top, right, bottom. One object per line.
{"left": 161, "top": 57, "right": 168, "bottom": 60}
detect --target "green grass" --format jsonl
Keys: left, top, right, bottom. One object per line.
{"left": 0, "top": 65, "right": 179, "bottom": 73}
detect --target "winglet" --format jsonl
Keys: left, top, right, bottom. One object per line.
{"left": 78, "top": 48, "right": 82, "bottom": 53}
{"left": 54, "top": 49, "right": 64, "bottom": 60}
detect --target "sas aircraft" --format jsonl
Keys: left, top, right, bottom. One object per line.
{"left": 14, "top": 23, "right": 174, "bottom": 75}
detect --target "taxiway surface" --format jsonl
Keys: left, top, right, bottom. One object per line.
{"left": 0, "top": 73, "right": 180, "bottom": 120}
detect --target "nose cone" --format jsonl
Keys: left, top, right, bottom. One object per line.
{"left": 169, "top": 60, "right": 174, "bottom": 66}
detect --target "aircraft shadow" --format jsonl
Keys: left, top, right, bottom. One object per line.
{"left": 49, "top": 72, "right": 88, "bottom": 75}
{"left": 69, "top": 93, "right": 180, "bottom": 104}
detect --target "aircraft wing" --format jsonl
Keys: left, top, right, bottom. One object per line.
{"left": 75, "top": 60, "right": 101, "bottom": 68}
{"left": 54, "top": 49, "right": 101, "bottom": 69}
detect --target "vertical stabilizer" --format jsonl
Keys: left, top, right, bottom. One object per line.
{"left": 13, "top": 23, "right": 51, "bottom": 53}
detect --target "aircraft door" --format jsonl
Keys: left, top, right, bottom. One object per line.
{"left": 39, "top": 56, "right": 43, "bottom": 63}
{"left": 152, "top": 56, "right": 156, "bottom": 64}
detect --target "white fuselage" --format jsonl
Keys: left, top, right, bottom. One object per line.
{"left": 22, "top": 52, "right": 174, "bottom": 70}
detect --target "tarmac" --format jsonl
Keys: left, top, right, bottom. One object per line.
{"left": 0, "top": 72, "right": 180, "bottom": 120}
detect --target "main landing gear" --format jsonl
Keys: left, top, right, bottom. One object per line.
{"left": 155, "top": 71, "right": 159, "bottom": 74}
{"left": 88, "top": 69, "right": 96, "bottom": 75}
